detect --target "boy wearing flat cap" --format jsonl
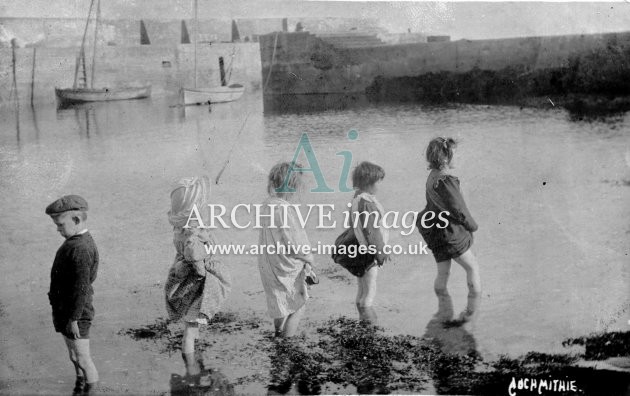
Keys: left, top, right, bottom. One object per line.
{"left": 46, "top": 195, "right": 99, "bottom": 395}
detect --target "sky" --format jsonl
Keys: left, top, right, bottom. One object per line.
{"left": 1, "top": 1, "right": 629, "bottom": 39}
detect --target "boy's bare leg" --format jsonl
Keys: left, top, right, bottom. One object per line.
{"left": 63, "top": 337, "right": 85, "bottom": 394}
{"left": 64, "top": 336, "right": 98, "bottom": 385}
{"left": 63, "top": 336, "right": 83, "bottom": 377}
{"left": 282, "top": 305, "right": 305, "bottom": 338}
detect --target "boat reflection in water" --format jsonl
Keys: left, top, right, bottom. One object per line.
{"left": 55, "top": 102, "right": 99, "bottom": 138}
{"left": 170, "top": 353, "right": 234, "bottom": 396}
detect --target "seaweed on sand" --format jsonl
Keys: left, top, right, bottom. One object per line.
{"left": 119, "top": 313, "right": 630, "bottom": 395}
{"left": 118, "top": 317, "right": 182, "bottom": 353}
{"left": 265, "top": 319, "right": 630, "bottom": 395}
{"left": 431, "top": 349, "right": 630, "bottom": 396}
{"left": 119, "top": 317, "right": 171, "bottom": 341}
{"left": 268, "top": 336, "right": 329, "bottom": 395}
{"left": 205, "top": 311, "right": 261, "bottom": 333}
{"left": 119, "top": 311, "right": 263, "bottom": 353}
{"left": 317, "top": 317, "right": 434, "bottom": 392}
{"left": 266, "top": 317, "right": 435, "bottom": 394}
{"left": 563, "top": 331, "right": 630, "bottom": 360}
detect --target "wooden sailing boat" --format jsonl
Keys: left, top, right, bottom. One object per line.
{"left": 180, "top": 0, "right": 244, "bottom": 105}
{"left": 55, "top": 0, "right": 151, "bottom": 104}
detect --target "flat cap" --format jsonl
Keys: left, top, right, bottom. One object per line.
{"left": 45, "top": 195, "right": 89, "bottom": 215}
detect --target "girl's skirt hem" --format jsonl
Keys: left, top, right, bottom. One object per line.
{"left": 266, "top": 301, "right": 306, "bottom": 320}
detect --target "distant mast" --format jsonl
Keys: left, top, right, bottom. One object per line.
{"left": 74, "top": 0, "right": 96, "bottom": 89}
{"left": 193, "top": 0, "right": 198, "bottom": 89}
{"left": 90, "top": 0, "right": 101, "bottom": 88}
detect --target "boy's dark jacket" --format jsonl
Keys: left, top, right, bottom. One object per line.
{"left": 48, "top": 232, "right": 99, "bottom": 322}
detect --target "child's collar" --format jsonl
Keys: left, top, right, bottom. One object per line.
{"left": 354, "top": 191, "right": 377, "bottom": 202}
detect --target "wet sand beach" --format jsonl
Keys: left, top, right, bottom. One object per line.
{"left": 0, "top": 94, "right": 629, "bottom": 394}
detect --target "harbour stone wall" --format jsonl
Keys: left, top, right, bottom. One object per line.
{"left": 259, "top": 31, "right": 630, "bottom": 95}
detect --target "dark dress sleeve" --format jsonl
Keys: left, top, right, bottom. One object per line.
{"left": 68, "top": 246, "right": 93, "bottom": 321}
{"left": 436, "top": 176, "right": 478, "bottom": 232}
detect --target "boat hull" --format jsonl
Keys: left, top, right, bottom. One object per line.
{"left": 55, "top": 86, "right": 151, "bottom": 104}
{"left": 181, "top": 84, "right": 245, "bottom": 105}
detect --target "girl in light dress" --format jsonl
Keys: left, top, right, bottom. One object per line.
{"left": 257, "top": 162, "right": 315, "bottom": 337}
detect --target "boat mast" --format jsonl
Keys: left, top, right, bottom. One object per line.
{"left": 193, "top": 0, "right": 198, "bottom": 89}
{"left": 90, "top": 0, "right": 101, "bottom": 89}
{"left": 74, "top": 0, "right": 96, "bottom": 89}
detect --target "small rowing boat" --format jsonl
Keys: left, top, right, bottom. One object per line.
{"left": 180, "top": 0, "right": 244, "bottom": 106}
{"left": 55, "top": 0, "right": 151, "bottom": 105}
{"left": 180, "top": 84, "right": 244, "bottom": 105}
{"left": 55, "top": 86, "right": 151, "bottom": 104}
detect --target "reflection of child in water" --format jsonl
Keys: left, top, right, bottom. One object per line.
{"left": 419, "top": 137, "right": 481, "bottom": 323}
{"left": 170, "top": 354, "right": 235, "bottom": 395}
{"left": 424, "top": 294, "right": 479, "bottom": 357}
{"left": 164, "top": 176, "right": 231, "bottom": 377}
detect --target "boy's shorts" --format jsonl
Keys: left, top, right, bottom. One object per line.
{"left": 54, "top": 317, "right": 92, "bottom": 339}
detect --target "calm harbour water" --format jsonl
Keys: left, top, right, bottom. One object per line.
{"left": 0, "top": 93, "right": 628, "bottom": 392}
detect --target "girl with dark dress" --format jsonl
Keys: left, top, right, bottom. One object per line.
{"left": 336, "top": 162, "right": 390, "bottom": 325}
{"left": 418, "top": 137, "right": 481, "bottom": 323}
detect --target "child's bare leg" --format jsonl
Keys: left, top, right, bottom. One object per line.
{"left": 282, "top": 305, "right": 305, "bottom": 337}
{"left": 63, "top": 337, "right": 86, "bottom": 394}
{"left": 355, "top": 273, "right": 365, "bottom": 318}
{"left": 63, "top": 336, "right": 83, "bottom": 377}
{"left": 453, "top": 249, "right": 481, "bottom": 318}
{"left": 66, "top": 337, "right": 98, "bottom": 385}
{"left": 273, "top": 317, "right": 287, "bottom": 337}
{"left": 182, "top": 322, "right": 199, "bottom": 354}
{"left": 436, "top": 293, "right": 454, "bottom": 321}
{"left": 434, "top": 260, "right": 454, "bottom": 321}
{"left": 182, "top": 322, "right": 201, "bottom": 376}
{"left": 357, "top": 266, "right": 378, "bottom": 324}
{"left": 361, "top": 266, "right": 378, "bottom": 307}
{"left": 434, "top": 260, "right": 452, "bottom": 297}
